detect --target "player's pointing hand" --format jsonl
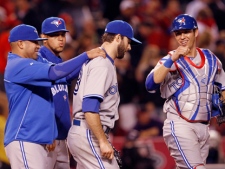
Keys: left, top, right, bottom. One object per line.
{"left": 86, "top": 47, "right": 106, "bottom": 59}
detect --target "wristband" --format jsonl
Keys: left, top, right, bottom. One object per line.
{"left": 163, "top": 57, "right": 174, "bottom": 68}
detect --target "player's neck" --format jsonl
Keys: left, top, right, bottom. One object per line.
{"left": 186, "top": 48, "right": 197, "bottom": 58}
{"left": 100, "top": 44, "right": 117, "bottom": 60}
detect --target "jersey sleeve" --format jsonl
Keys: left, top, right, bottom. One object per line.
{"left": 158, "top": 53, "right": 177, "bottom": 71}
{"left": 5, "top": 57, "right": 53, "bottom": 87}
{"left": 83, "top": 58, "right": 112, "bottom": 100}
{"left": 146, "top": 53, "right": 177, "bottom": 94}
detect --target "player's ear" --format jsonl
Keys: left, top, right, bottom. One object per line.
{"left": 40, "top": 34, "right": 45, "bottom": 38}
{"left": 115, "top": 34, "right": 122, "bottom": 43}
{"left": 194, "top": 29, "right": 198, "bottom": 38}
{"left": 17, "top": 40, "right": 24, "bottom": 49}
{"left": 40, "top": 34, "right": 48, "bottom": 43}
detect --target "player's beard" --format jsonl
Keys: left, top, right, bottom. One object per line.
{"left": 117, "top": 42, "right": 126, "bottom": 59}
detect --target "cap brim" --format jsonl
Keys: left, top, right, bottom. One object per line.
{"left": 130, "top": 38, "right": 142, "bottom": 45}
{"left": 171, "top": 28, "right": 196, "bottom": 32}
{"left": 43, "top": 30, "right": 69, "bottom": 34}
{"left": 35, "top": 38, "right": 48, "bottom": 41}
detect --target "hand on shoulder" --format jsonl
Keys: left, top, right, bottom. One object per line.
{"left": 86, "top": 47, "right": 106, "bottom": 59}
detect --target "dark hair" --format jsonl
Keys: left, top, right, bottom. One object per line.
{"left": 101, "top": 33, "right": 124, "bottom": 43}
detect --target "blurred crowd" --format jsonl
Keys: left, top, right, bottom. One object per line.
{"left": 1, "top": 0, "right": 225, "bottom": 168}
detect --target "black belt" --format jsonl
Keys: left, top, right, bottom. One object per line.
{"left": 199, "top": 121, "right": 209, "bottom": 125}
{"left": 73, "top": 119, "right": 111, "bottom": 134}
{"left": 102, "top": 125, "right": 111, "bottom": 134}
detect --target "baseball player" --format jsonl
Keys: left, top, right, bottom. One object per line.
{"left": 67, "top": 20, "right": 141, "bottom": 169}
{"left": 4, "top": 24, "right": 105, "bottom": 169}
{"left": 145, "top": 14, "right": 225, "bottom": 169}
{"left": 39, "top": 16, "right": 75, "bottom": 169}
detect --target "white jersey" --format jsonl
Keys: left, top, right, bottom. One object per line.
{"left": 72, "top": 56, "right": 120, "bottom": 129}
{"left": 149, "top": 48, "right": 225, "bottom": 121}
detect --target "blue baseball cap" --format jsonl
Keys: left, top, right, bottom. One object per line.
{"left": 104, "top": 20, "right": 142, "bottom": 45}
{"left": 171, "top": 14, "right": 198, "bottom": 32}
{"left": 42, "top": 17, "right": 69, "bottom": 34}
{"left": 8, "top": 24, "right": 47, "bottom": 42}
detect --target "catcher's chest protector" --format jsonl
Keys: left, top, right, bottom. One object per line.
{"left": 164, "top": 48, "right": 218, "bottom": 121}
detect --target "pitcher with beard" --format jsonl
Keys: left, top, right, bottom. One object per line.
{"left": 67, "top": 20, "right": 142, "bottom": 169}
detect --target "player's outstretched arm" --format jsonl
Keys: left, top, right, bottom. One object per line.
{"left": 85, "top": 112, "right": 114, "bottom": 160}
{"left": 66, "top": 47, "right": 106, "bottom": 81}
{"left": 48, "top": 47, "right": 106, "bottom": 81}
{"left": 86, "top": 47, "right": 106, "bottom": 59}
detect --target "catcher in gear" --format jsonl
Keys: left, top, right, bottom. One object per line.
{"left": 145, "top": 14, "right": 225, "bottom": 169}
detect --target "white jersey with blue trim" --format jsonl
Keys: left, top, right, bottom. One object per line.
{"left": 73, "top": 56, "right": 120, "bottom": 129}
{"left": 149, "top": 48, "right": 225, "bottom": 122}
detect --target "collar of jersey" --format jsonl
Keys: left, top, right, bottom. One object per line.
{"left": 101, "top": 47, "right": 114, "bottom": 65}
{"left": 8, "top": 52, "right": 18, "bottom": 58}
{"left": 106, "top": 54, "right": 114, "bottom": 65}
{"left": 39, "top": 46, "right": 62, "bottom": 64}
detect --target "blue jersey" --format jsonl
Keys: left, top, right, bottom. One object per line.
{"left": 39, "top": 46, "right": 71, "bottom": 140}
{"left": 4, "top": 53, "right": 57, "bottom": 146}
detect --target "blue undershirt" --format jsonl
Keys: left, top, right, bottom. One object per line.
{"left": 145, "top": 72, "right": 160, "bottom": 91}
{"left": 82, "top": 97, "right": 102, "bottom": 113}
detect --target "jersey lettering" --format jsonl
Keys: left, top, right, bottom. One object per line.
{"left": 51, "top": 84, "right": 68, "bottom": 96}
{"left": 74, "top": 70, "right": 82, "bottom": 95}
{"left": 168, "top": 77, "right": 182, "bottom": 90}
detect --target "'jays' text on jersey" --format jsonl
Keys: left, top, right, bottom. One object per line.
{"left": 4, "top": 52, "right": 58, "bottom": 146}
{"left": 73, "top": 55, "right": 120, "bottom": 129}
{"left": 40, "top": 46, "right": 71, "bottom": 140}
{"left": 147, "top": 48, "right": 225, "bottom": 122}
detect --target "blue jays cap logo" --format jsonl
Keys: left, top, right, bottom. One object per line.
{"left": 177, "top": 17, "right": 185, "bottom": 26}
{"left": 51, "top": 20, "right": 62, "bottom": 27}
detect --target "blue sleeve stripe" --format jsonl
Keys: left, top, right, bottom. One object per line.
{"left": 82, "top": 97, "right": 101, "bottom": 113}
{"left": 145, "top": 72, "right": 160, "bottom": 91}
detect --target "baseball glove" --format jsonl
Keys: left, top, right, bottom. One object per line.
{"left": 216, "top": 102, "right": 225, "bottom": 125}
{"left": 112, "top": 146, "right": 122, "bottom": 168}
{"left": 212, "top": 84, "right": 225, "bottom": 125}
